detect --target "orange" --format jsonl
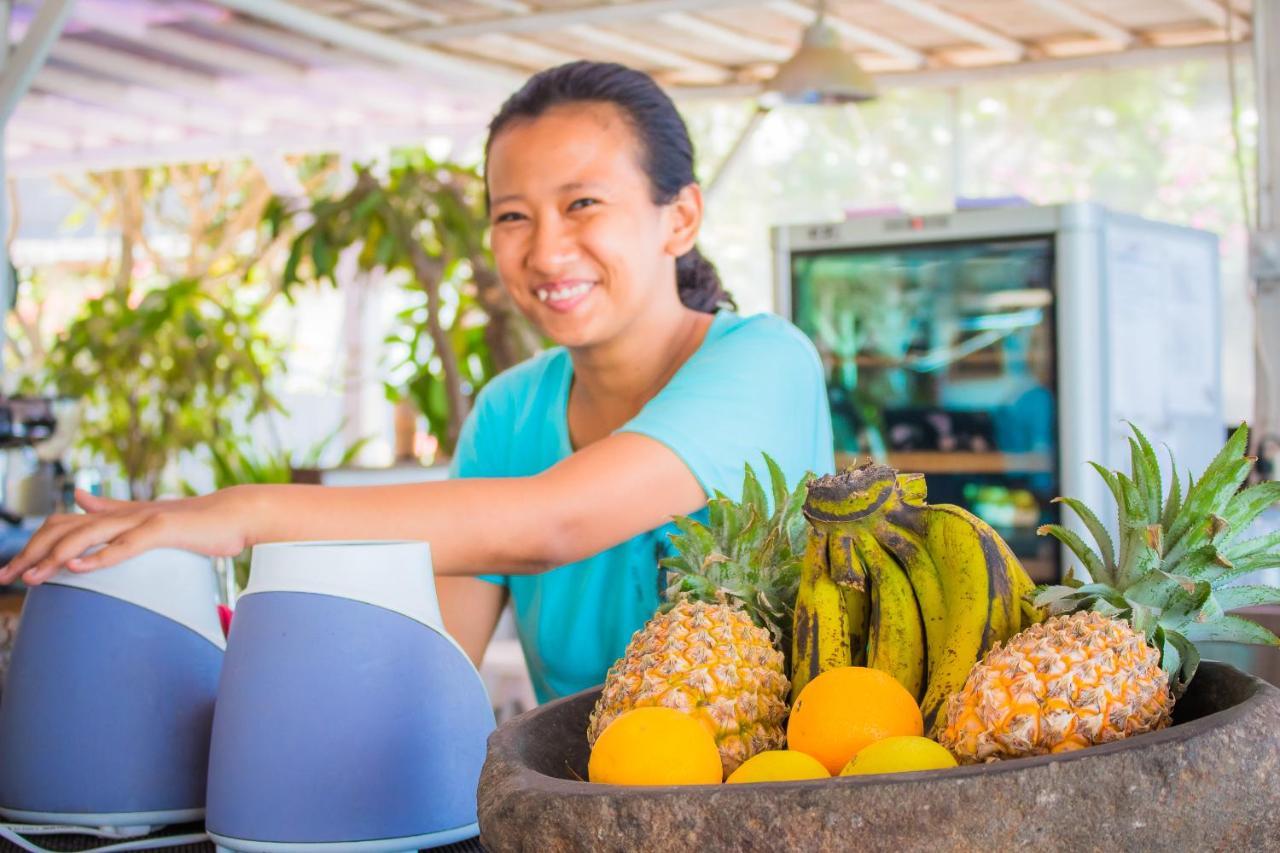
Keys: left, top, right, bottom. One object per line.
{"left": 725, "top": 750, "right": 830, "bottom": 784}
{"left": 786, "top": 666, "right": 924, "bottom": 775}
{"left": 588, "top": 706, "right": 722, "bottom": 786}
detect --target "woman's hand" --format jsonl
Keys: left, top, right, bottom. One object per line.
{"left": 0, "top": 486, "right": 260, "bottom": 586}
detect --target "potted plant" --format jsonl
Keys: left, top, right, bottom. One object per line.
{"left": 268, "top": 150, "right": 541, "bottom": 458}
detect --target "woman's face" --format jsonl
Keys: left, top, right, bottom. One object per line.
{"left": 486, "top": 102, "right": 700, "bottom": 349}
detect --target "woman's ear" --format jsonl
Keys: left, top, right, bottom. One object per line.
{"left": 664, "top": 183, "right": 703, "bottom": 258}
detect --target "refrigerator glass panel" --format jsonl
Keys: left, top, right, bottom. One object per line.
{"left": 790, "top": 237, "right": 1060, "bottom": 581}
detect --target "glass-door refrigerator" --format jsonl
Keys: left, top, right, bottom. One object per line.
{"left": 774, "top": 202, "right": 1223, "bottom": 582}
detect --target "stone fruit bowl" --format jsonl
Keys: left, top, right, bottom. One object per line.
{"left": 477, "top": 661, "right": 1280, "bottom": 852}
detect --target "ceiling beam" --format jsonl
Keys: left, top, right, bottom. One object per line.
{"left": 348, "top": 0, "right": 578, "bottom": 72}
{"left": 0, "top": 0, "right": 76, "bottom": 121}
{"left": 357, "top": 0, "right": 449, "bottom": 26}
{"left": 15, "top": 94, "right": 178, "bottom": 142}
{"left": 1025, "top": 0, "right": 1134, "bottom": 47}
{"left": 401, "top": 0, "right": 730, "bottom": 82}
{"left": 878, "top": 0, "right": 1025, "bottom": 60}
{"left": 208, "top": 18, "right": 388, "bottom": 69}
{"left": 658, "top": 12, "right": 791, "bottom": 61}
{"left": 49, "top": 40, "right": 335, "bottom": 130}
{"left": 565, "top": 24, "right": 727, "bottom": 78}
{"left": 123, "top": 26, "right": 307, "bottom": 79}
{"left": 209, "top": 0, "right": 520, "bottom": 89}
{"left": 66, "top": 13, "right": 438, "bottom": 127}
{"left": 1175, "top": 0, "right": 1250, "bottom": 36}
{"left": 403, "top": 0, "right": 757, "bottom": 41}
{"left": 674, "top": 40, "right": 1233, "bottom": 99}
{"left": 767, "top": 1, "right": 925, "bottom": 67}
{"left": 5, "top": 120, "right": 481, "bottom": 179}
{"left": 470, "top": 34, "right": 580, "bottom": 68}
{"left": 33, "top": 66, "right": 238, "bottom": 134}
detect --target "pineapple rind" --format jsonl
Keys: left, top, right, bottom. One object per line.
{"left": 1035, "top": 424, "right": 1280, "bottom": 695}
{"left": 587, "top": 601, "right": 789, "bottom": 776}
{"left": 938, "top": 611, "right": 1173, "bottom": 763}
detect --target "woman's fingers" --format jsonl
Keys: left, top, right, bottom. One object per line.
{"left": 76, "top": 489, "right": 136, "bottom": 514}
{"left": 0, "top": 515, "right": 79, "bottom": 583}
{"left": 65, "top": 534, "right": 152, "bottom": 574}
{"left": 18, "top": 514, "right": 150, "bottom": 585}
{"left": 36, "top": 515, "right": 149, "bottom": 578}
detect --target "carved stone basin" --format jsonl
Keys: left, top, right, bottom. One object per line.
{"left": 477, "top": 661, "right": 1280, "bottom": 852}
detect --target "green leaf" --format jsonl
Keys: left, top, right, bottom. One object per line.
{"left": 1037, "top": 523, "right": 1107, "bottom": 585}
{"left": 1217, "top": 551, "right": 1280, "bottom": 577}
{"left": 1162, "top": 628, "right": 1199, "bottom": 698}
{"left": 1117, "top": 531, "right": 1160, "bottom": 589}
{"left": 1166, "top": 425, "right": 1250, "bottom": 548}
{"left": 1127, "top": 428, "right": 1163, "bottom": 523}
{"left": 763, "top": 454, "right": 788, "bottom": 518}
{"left": 1124, "top": 568, "right": 1211, "bottom": 619}
{"left": 1171, "top": 543, "right": 1235, "bottom": 582}
{"left": 1089, "top": 461, "right": 1124, "bottom": 512}
{"left": 1212, "top": 585, "right": 1280, "bottom": 612}
{"left": 1161, "top": 456, "right": 1182, "bottom": 532}
{"left": 1129, "top": 601, "right": 1160, "bottom": 637}
{"left": 741, "top": 465, "right": 769, "bottom": 521}
{"left": 1051, "top": 496, "right": 1116, "bottom": 584}
{"left": 310, "top": 234, "right": 337, "bottom": 281}
{"left": 1157, "top": 626, "right": 1181, "bottom": 688}
{"left": 1164, "top": 459, "right": 1253, "bottom": 564}
{"left": 1181, "top": 614, "right": 1280, "bottom": 646}
{"left": 1221, "top": 482, "right": 1280, "bottom": 546}
{"left": 1225, "top": 529, "right": 1280, "bottom": 561}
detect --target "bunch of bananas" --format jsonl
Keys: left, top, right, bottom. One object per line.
{"left": 790, "top": 462, "right": 1040, "bottom": 731}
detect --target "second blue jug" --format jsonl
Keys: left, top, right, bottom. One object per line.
{"left": 206, "top": 540, "right": 495, "bottom": 852}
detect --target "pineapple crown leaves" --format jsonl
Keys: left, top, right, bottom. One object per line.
{"left": 658, "top": 453, "right": 813, "bottom": 644}
{"left": 1035, "top": 422, "right": 1280, "bottom": 696}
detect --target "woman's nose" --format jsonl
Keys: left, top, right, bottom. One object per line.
{"left": 528, "top": 219, "right": 579, "bottom": 273}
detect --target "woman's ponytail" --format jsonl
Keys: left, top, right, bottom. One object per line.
{"left": 676, "top": 246, "right": 735, "bottom": 313}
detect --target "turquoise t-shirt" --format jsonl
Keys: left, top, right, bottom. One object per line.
{"left": 449, "top": 310, "right": 835, "bottom": 703}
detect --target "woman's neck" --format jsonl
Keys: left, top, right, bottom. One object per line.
{"left": 566, "top": 302, "right": 714, "bottom": 448}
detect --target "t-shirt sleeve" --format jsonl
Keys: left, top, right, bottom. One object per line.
{"left": 449, "top": 388, "right": 510, "bottom": 588}
{"left": 618, "top": 314, "right": 835, "bottom": 501}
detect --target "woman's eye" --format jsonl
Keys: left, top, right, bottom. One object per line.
{"left": 568, "top": 198, "right": 599, "bottom": 211}
{"left": 493, "top": 211, "right": 525, "bottom": 223}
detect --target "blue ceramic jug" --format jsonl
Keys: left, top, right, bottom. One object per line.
{"left": 0, "top": 549, "right": 224, "bottom": 829}
{"left": 206, "top": 540, "right": 495, "bottom": 853}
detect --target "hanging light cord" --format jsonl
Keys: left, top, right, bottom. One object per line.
{"left": 1224, "top": 0, "right": 1254, "bottom": 231}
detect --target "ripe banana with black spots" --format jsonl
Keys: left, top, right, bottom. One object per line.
{"left": 851, "top": 527, "right": 927, "bottom": 700}
{"left": 828, "top": 530, "right": 871, "bottom": 667}
{"left": 872, "top": 520, "right": 948, "bottom": 686}
{"left": 798, "top": 461, "right": 1039, "bottom": 731}
{"left": 889, "top": 501, "right": 1028, "bottom": 731}
{"left": 790, "top": 525, "right": 850, "bottom": 703}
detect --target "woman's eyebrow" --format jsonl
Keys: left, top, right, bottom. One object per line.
{"left": 559, "top": 181, "right": 608, "bottom": 194}
{"left": 491, "top": 181, "right": 609, "bottom": 208}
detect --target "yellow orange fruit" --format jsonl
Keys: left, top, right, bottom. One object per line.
{"left": 587, "top": 706, "right": 722, "bottom": 785}
{"left": 787, "top": 666, "right": 924, "bottom": 775}
{"left": 839, "top": 736, "right": 958, "bottom": 776}
{"left": 725, "top": 750, "right": 830, "bottom": 784}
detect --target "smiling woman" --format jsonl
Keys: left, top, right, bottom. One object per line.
{"left": 0, "top": 61, "right": 835, "bottom": 704}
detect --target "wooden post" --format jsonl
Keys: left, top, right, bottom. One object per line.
{"left": 1253, "top": 0, "right": 1280, "bottom": 479}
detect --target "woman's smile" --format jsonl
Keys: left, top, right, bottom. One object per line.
{"left": 535, "top": 279, "right": 598, "bottom": 312}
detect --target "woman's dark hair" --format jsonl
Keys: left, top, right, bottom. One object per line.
{"left": 484, "top": 61, "right": 735, "bottom": 314}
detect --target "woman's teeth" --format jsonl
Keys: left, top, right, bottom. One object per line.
{"left": 537, "top": 283, "right": 593, "bottom": 303}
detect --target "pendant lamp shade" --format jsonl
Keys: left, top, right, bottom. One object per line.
{"left": 763, "top": 8, "right": 877, "bottom": 105}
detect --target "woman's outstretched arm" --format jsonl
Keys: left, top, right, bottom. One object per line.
{"left": 0, "top": 431, "right": 705, "bottom": 586}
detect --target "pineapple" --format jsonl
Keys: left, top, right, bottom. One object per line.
{"left": 586, "top": 456, "right": 810, "bottom": 776}
{"left": 939, "top": 424, "right": 1280, "bottom": 763}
